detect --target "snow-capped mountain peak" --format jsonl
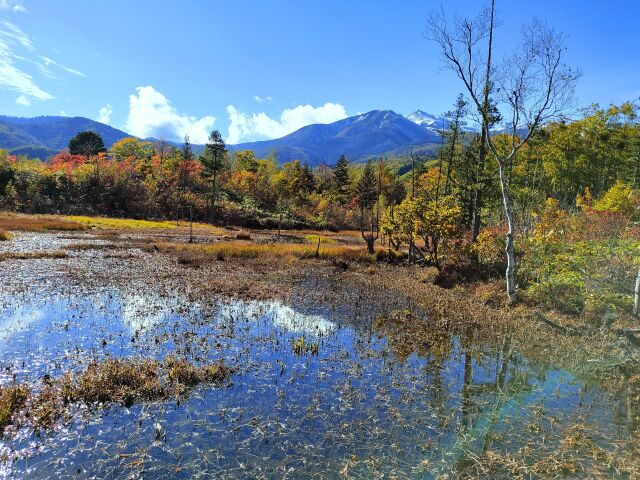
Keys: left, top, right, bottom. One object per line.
{"left": 406, "top": 109, "right": 479, "bottom": 133}
{"left": 406, "top": 110, "right": 444, "bottom": 127}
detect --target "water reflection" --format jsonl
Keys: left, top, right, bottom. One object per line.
{"left": 218, "top": 300, "right": 336, "bottom": 336}
{"left": 0, "top": 290, "right": 635, "bottom": 479}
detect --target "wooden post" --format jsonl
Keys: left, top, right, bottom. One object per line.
{"left": 189, "top": 205, "right": 193, "bottom": 244}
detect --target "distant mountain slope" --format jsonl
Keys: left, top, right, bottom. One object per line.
{"left": 231, "top": 110, "right": 443, "bottom": 165}
{"left": 0, "top": 116, "right": 132, "bottom": 159}
{"left": 407, "top": 109, "right": 479, "bottom": 134}
{"left": 0, "top": 110, "right": 458, "bottom": 164}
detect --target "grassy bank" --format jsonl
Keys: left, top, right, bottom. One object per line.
{"left": 155, "top": 240, "right": 405, "bottom": 264}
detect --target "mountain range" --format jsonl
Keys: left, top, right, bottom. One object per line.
{"left": 0, "top": 110, "right": 478, "bottom": 165}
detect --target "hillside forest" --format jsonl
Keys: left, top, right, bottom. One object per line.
{"left": 2, "top": 100, "right": 640, "bottom": 319}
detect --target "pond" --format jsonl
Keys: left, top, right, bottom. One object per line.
{"left": 0, "top": 288, "right": 635, "bottom": 478}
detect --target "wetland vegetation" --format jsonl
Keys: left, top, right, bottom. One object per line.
{"left": 0, "top": 1, "right": 638, "bottom": 478}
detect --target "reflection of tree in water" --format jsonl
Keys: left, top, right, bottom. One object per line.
{"left": 374, "top": 310, "right": 547, "bottom": 474}
{"left": 373, "top": 309, "right": 454, "bottom": 363}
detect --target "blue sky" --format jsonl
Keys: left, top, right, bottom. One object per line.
{"left": 1, "top": 0, "right": 638, "bottom": 144}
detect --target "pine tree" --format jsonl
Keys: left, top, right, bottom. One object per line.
{"left": 332, "top": 155, "right": 351, "bottom": 204}
{"left": 200, "top": 130, "right": 227, "bottom": 222}
{"left": 182, "top": 134, "right": 193, "bottom": 162}
{"left": 356, "top": 160, "right": 379, "bottom": 253}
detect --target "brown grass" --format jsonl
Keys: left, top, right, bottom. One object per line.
{"left": 0, "top": 357, "right": 231, "bottom": 433}
{"left": 77, "top": 358, "right": 165, "bottom": 407}
{"left": 0, "top": 251, "right": 68, "bottom": 261}
{"left": 155, "top": 240, "right": 387, "bottom": 264}
{"left": 0, "top": 212, "right": 85, "bottom": 232}
{"left": 0, "top": 384, "right": 30, "bottom": 432}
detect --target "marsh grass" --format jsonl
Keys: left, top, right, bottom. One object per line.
{"left": 157, "top": 240, "right": 389, "bottom": 264}
{"left": 0, "top": 229, "right": 11, "bottom": 241}
{"left": 460, "top": 422, "right": 640, "bottom": 478}
{"left": 291, "top": 336, "right": 319, "bottom": 356}
{"left": 77, "top": 359, "right": 165, "bottom": 407}
{"left": 0, "top": 357, "right": 231, "bottom": 434}
{"left": 0, "top": 251, "right": 68, "bottom": 261}
{"left": 65, "top": 215, "right": 224, "bottom": 232}
{"left": 303, "top": 234, "right": 336, "bottom": 245}
{"left": 0, "top": 384, "right": 29, "bottom": 432}
{"left": 0, "top": 212, "right": 85, "bottom": 232}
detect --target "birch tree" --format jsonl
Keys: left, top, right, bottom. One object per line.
{"left": 427, "top": 3, "right": 579, "bottom": 303}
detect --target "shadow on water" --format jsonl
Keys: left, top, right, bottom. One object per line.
{"left": 0, "top": 289, "right": 636, "bottom": 478}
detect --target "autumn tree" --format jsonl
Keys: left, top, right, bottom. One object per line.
{"left": 233, "top": 150, "right": 259, "bottom": 173}
{"left": 110, "top": 137, "right": 153, "bottom": 162}
{"left": 428, "top": 3, "right": 579, "bottom": 302}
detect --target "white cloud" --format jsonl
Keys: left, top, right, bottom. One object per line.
{"left": 253, "top": 95, "right": 272, "bottom": 104}
{"left": 226, "top": 102, "right": 348, "bottom": 144}
{"left": 59, "top": 110, "right": 67, "bottom": 116}
{"left": 97, "top": 103, "right": 112, "bottom": 124}
{"left": 0, "top": 20, "right": 53, "bottom": 101}
{"left": 40, "top": 56, "right": 84, "bottom": 77}
{"left": 0, "top": 20, "right": 32, "bottom": 49}
{"left": 0, "top": 1, "right": 25, "bottom": 11}
{"left": 125, "top": 85, "right": 216, "bottom": 143}
{"left": 15, "top": 93, "right": 29, "bottom": 105}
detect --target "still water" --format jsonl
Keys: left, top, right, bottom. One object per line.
{"left": 0, "top": 289, "right": 633, "bottom": 478}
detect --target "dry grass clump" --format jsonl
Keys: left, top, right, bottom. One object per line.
{"left": 76, "top": 357, "right": 230, "bottom": 406}
{"left": 0, "top": 229, "right": 11, "bottom": 241}
{"left": 77, "top": 358, "right": 165, "bottom": 407}
{"left": 0, "top": 251, "right": 68, "bottom": 262}
{"left": 0, "top": 384, "right": 30, "bottom": 432}
{"left": 0, "top": 212, "right": 85, "bottom": 232}
{"left": 0, "top": 357, "right": 231, "bottom": 434}
{"left": 166, "top": 357, "right": 230, "bottom": 396}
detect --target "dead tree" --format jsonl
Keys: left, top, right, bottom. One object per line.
{"left": 427, "top": 6, "right": 579, "bottom": 303}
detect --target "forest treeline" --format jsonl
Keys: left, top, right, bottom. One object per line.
{"left": 0, "top": 101, "right": 639, "bottom": 319}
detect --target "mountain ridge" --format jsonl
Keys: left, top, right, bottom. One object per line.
{"left": 0, "top": 109, "right": 467, "bottom": 164}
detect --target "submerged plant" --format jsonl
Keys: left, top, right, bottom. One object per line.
{"left": 291, "top": 336, "right": 319, "bottom": 356}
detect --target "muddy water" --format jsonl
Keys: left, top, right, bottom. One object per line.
{"left": 0, "top": 285, "right": 635, "bottom": 479}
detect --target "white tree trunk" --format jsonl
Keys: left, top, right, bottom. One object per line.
{"left": 633, "top": 263, "right": 640, "bottom": 317}
{"left": 498, "top": 160, "right": 517, "bottom": 303}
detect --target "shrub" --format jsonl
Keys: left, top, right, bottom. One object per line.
{"left": 593, "top": 180, "right": 638, "bottom": 217}
{"left": 526, "top": 271, "right": 585, "bottom": 315}
{"left": 471, "top": 227, "right": 507, "bottom": 276}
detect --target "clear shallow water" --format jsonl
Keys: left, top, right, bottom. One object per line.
{"left": 0, "top": 290, "right": 633, "bottom": 478}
